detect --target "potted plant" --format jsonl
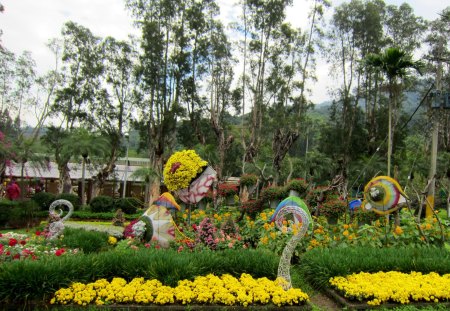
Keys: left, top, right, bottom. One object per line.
{"left": 218, "top": 183, "right": 239, "bottom": 205}
{"left": 285, "top": 178, "right": 308, "bottom": 197}
{"left": 240, "top": 199, "right": 263, "bottom": 218}
{"left": 260, "top": 186, "right": 288, "bottom": 208}
{"left": 239, "top": 174, "right": 258, "bottom": 188}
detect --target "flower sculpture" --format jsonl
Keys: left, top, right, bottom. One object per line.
{"left": 163, "top": 150, "right": 216, "bottom": 204}
{"left": 362, "top": 176, "right": 408, "bottom": 215}
{"left": 124, "top": 192, "right": 180, "bottom": 248}
{"left": 44, "top": 199, "right": 74, "bottom": 240}
{"left": 270, "top": 196, "right": 313, "bottom": 290}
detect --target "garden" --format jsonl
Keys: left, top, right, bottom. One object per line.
{"left": 0, "top": 150, "right": 449, "bottom": 311}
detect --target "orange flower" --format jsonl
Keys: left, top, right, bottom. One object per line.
{"left": 343, "top": 230, "right": 349, "bottom": 236}
{"left": 343, "top": 224, "right": 349, "bottom": 229}
{"left": 394, "top": 226, "right": 403, "bottom": 235}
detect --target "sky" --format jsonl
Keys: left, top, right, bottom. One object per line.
{"left": 1, "top": 0, "right": 448, "bottom": 125}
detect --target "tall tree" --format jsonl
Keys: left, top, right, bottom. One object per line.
{"left": 366, "top": 47, "right": 422, "bottom": 176}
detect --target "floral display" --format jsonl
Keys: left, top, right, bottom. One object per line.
{"left": 217, "top": 183, "right": 239, "bottom": 197}
{"left": 319, "top": 198, "right": 346, "bottom": 218}
{"left": 0, "top": 232, "right": 79, "bottom": 262}
{"left": 51, "top": 273, "right": 309, "bottom": 306}
{"left": 330, "top": 271, "right": 450, "bottom": 306}
{"left": 163, "top": 150, "right": 207, "bottom": 191}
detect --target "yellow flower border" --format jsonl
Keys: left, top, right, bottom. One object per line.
{"left": 163, "top": 150, "right": 207, "bottom": 191}
{"left": 51, "top": 273, "right": 309, "bottom": 307}
{"left": 330, "top": 271, "right": 450, "bottom": 306}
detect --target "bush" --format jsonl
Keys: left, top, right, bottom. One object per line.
{"left": 0, "top": 199, "right": 19, "bottom": 227}
{"left": 0, "top": 248, "right": 278, "bottom": 303}
{"left": 3, "top": 200, "right": 40, "bottom": 228}
{"left": 300, "top": 246, "right": 450, "bottom": 290}
{"left": 260, "top": 186, "right": 287, "bottom": 202}
{"left": 55, "top": 193, "right": 81, "bottom": 211}
{"left": 31, "top": 192, "right": 56, "bottom": 211}
{"left": 239, "top": 174, "right": 258, "bottom": 187}
{"left": 54, "top": 227, "right": 110, "bottom": 254}
{"left": 285, "top": 178, "right": 308, "bottom": 195}
{"left": 90, "top": 195, "right": 114, "bottom": 213}
{"left": 114, "top": 197, "right": 141, "bottom": 214}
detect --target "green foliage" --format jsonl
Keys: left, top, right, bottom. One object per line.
{"left": 55, "top": 193, "right": 81, "bottom": 210}
{"left": 114, "top": 197, "right": 141, "bottom": 214}
{"left": 260, "top": 186, "right": 288, "bottom": 202}
{"left": 0, "top": 200, "right": 40, "bottom": 228}
{"left": 0, "top": 248, "right": 278, "bottom": 303}
{"left": 240, "top": 174, "right": 258, "bottom": 187}
{"left": 299, "top": 246, "right": 450, "bottom": 290}
{"left": 285, "top": 178, "right": 309, "bottom": 195}
{"left": 0, "top": 199, "right": 19, "bottom": 226}
{"left": 31, "top": 192, "right": 56, "bottom": 211}
{"left": 36, "top": 210, "right": 141, "bottom": 220}
{"left": 89, "top": 195, "right": 114, "bottom": 213}
{"left": 53, "top": 227, "right": 110, "bottom": 254}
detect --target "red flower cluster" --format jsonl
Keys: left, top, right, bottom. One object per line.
{"left": 217, "top": 183, "right": 239, "bottom": 197}
{"left": 55, "top": 248, "right": 65, "bottom": 256}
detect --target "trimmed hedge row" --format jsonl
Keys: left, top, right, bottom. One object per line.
{"left": 298, "top": 246, "right": 450, "bottom": 290}
{"left": 0, "top": 248, "right": 278, "bottom": 303}
{"left": 31, "top": 193, "right": 143, "bottom": 214}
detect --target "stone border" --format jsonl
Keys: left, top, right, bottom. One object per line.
{"left": 325, "top": 288, "right": 450, "bottom": 310}
{"left": 2, "top": 303, "right": 312, "bottom": 310}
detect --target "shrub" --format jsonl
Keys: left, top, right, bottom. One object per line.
{"left": 4, "top": 200, "right": 40, "bottom": 228}
{"left": 55, "top": 193, "right": 81, "bottom": 211}
{"left": 114, "top": 197, "right": 141, "bottom": 214}
{"left": 260, "top": 186, "right": 287, "bottom": 202}
{"left": 320, "top": 198, "right": 346, "bottom": 218}
{"left": 239, "top": 174, "right": 258, "bottom": 187}
{"left": 285, "top": 178, "right": 308, "bottom": 195}
{"left": 90, "top": 195, "right": 114, "bottom": 213}
{"left": 240, "top": 199, "right": 264, "bottom": 217}
{"left": 54, "top": 227, "right": 110, "bottom": 254}
{"left": 0, "top": 199, "right": 19, "bottom": 227}
{"left": 31, "top": 192, "right": 56, "bottom": 211}
{"left": 217, "top": 183, "right": 239, "bottom": 197}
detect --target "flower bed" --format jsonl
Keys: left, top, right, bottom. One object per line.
{"left": 0, "top": 231, "right": 78, "bottom": 262}
{"left": 330, "top": 271, "right": 450, "bottom": 306}
{"left": 51, "top": 273, "right": 309, "bottom": 307}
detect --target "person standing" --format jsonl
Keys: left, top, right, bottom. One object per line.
{"left": 6, "top": 179, "right": 21, "bottom": 200}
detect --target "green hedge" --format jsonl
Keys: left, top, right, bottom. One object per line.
{"left": 90, "top": 195, "right": 114, "bottom": 213}
{"left": 0, "top": 249, "right": 278, "bottom": 303}
{"left": 0, "top": 199, "right": 40, "bottom": 228}
{"left": 299, "top": 246, "right": 450, "bottom": 290}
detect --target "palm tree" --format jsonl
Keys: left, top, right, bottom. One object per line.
{"left": 365, "top": 47, "right": 422, "bottom": 176}
{"left": 130, "top": 166, "right": 158, "bottom": 203}
{"left": 61, "top": 128, "right": 111, "bottom": 205}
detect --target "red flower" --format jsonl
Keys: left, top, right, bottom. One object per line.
{"left": 192, "top": 224, "right": 198, "bottom": 231}
{"left": 55, "top": 248, "right": 65, "bottom": 256}
{"left": 9, "top": 238, "right": 17, "bottom": 247}
{"left": 13, "top": 254, "right": 20, "bottom": 260}
{"left": 155, "top": 244, "right": 161, "bottom": 249}
{"left": 6, "top": 251, "right": 10, "bottom": 256}
{"left": 35, "top": 231, "right": 41, "bottom": 236}
{"left": 144, "top": 243, "right": 150, "bottom": 248}
{"left": 20, "top": 240, "right": 26, "bottom": 246}
{"left": 0, "top": 233, "right": 2, "bottom": 237}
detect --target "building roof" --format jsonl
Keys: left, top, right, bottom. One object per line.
{"left": 6, "top": 161, "right": 146, "bottom": 182}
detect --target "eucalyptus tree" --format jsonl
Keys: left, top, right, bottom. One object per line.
{"left": 89, "top": 36, "right": 138, "bottom": 196}
{"left": 0, "top": 49, "right": 15, "bottom": 112}
{"left": 324, "top": 0, "right": 386, "bottom": 183}
{"left": 207, "top": 19, "right": 237, "bottom": 180}
{"left": 12, "top": 51, "right": 36, "bottom": 126}
{"left": 126, "top": 0, "right": 216, "bottom": 174}
{"left": 49, "top": 21, "right": 104, "bottom": 192}
{"left": 238, "top": 0, "right": 293, "bottom": 168}
{"left": 384, "top": 3, "right": 427, "bottom": 55}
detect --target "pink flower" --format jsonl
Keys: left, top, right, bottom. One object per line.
{"left": 228, "top": 242, "right": 234, "bottom": 248}
{"left": 155, "top": 244, "right": 161, "bottom": 249}
{"left": 144, "top": 243, "right": 151, "bottom": 248}
{"left": 130, "top": 245, "right": 139, "bottom": 250}
{"left": 177, "top": 246, "right": 183, "bottom": 253}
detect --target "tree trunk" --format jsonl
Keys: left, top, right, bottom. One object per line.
{"left": 272, "top": 129, "right": 299, "bottom": 186}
